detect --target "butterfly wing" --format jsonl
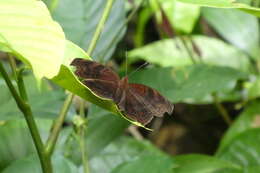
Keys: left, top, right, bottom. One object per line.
{"left": 83, "top": 79, "right": 117, "bottom": 99}
{"left": 70, "top": 58, "right": 120, "bottom": 82}
{"left": 70, "top": 58, "right": 120, "bottom": 99}
{"left": 117, "top": 83, "right": 174, "bottom": 125}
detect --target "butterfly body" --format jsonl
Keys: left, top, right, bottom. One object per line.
{"left": 71, "top": 58, "right": 174, "bottom": 125}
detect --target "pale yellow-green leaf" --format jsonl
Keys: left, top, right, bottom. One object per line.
{"left": 0, "top": 0, "right": 66, "bottom": 79}
{"left": 177, "top": 0, "right": 260, "bottom": 17}
{"left": 160, "top": 0, "right": 200, "bottom": 33}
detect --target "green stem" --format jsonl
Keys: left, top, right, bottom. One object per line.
{"left": 79, "top": 100, "right": 85, "bottom": 117}
{"left": 79, "top": 124, "right": 89, "bottom": 173}
{"left": 17, "top": 69, "right": 28, "bottom": 102}
{"left": 49, "top": 0, "right": 59, "bottom": 13}
{"left": 45, "top": 93, "right": 74, "bottom": 155}
{"left": 212, "top": 93, "right": 232, "bottom": 126}
{"left": 7, "top": 54, "right": 18, "bottom": 81}
{"left": 87, "top": 0, "right": 115, "bottom": 55}
{"left": 0, "top": 61, "right": 52, "bottom": 173}
{"left": 99, "top": 0, "right": 146, "bottom": 62}
{"left": 179, "top": 36, "right": 197, "bottom": 64}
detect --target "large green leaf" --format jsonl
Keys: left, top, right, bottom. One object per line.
{"left": 66, "top": 105, "right": 129, "bottom": 165}
{"left": 176, "top": 0, "right": 260, "bottom": 17}
{"left": 89, "top": 136, "right": 166, "bottom": 173}
{"left": 129, "top": 64, "right": 247, "bottom": 103}
{"left": 217, "top": 101, "right": 260, "bottom": 153}
{"left": 49, "top": 0, "right": 126, "bottom": 61}
{"left": 2, "top": 154, "right": 78, "bottom": 173}
{"left": 216, "top": 128, "right": 260, "bottom": 167}
{"left": 202, "top": 8, "right": 260, "bottom": 59}
{"left": 128, "top": 36, "right": 251, "bottom": 72}
{"left": 172, "top": 154, "right": 241, "bottom": 173}
{"left": 0, "top": 0, "right": 66, "bottom": 79}
{"left": 0, "top": 119, "right": 52, "bottom": 170}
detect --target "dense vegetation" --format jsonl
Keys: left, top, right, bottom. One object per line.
{"left": 0, "top": 0, "right": 260, "bottom": 172}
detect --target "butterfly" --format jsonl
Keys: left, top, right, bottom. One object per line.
{"left": 71, "top": 58, "right": 174, "bottom": 125}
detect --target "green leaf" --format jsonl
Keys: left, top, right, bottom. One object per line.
{"left": 66, "top": 105, "right": 129, "bottom": 165}
{"left": 216, "top": 128, "right": 260, "bottom": 167}
{"left": 52, "top": 40, "right": 119, "bottom": 114}
{"left": 128, "top": 36, "right": 251, "bottom": 72}
{"left": 52, "top": 63, "right": 119, "bottom": 114}
{"left": 129, "top": 64, "right": 247, "bottom": 103}
{"left": 86, "top": 105, "right": 129, "bottom": 157}
{"left": 202, "top": 8, "right": 260, "bottom": 59}
{"left": 157, "top": 0, "right": 200, "bottom": 33}
{"left": 50, "top": 0, "right": 126, "bottom": 61}
{"left": 52, "top": 40, "right": 120, "bottom": 115}
{"left": 176, "top": 0, "right": 260, "bottom": 17}
{"left": 245, "top": 77, "right": 260, "bottom": 100}
{"left": 2, "top": 154, "right": 78, "bottom": 173}
{"left": 217, "top": 101, "right": 260, "bottom": 153}
{"left": 0, "top": 119, "right": 52, "bottom": 170}
{"left": 90, "top": 136, "right": 168, "bottom": 173}
{"left": 244, "top": 166, "right": 260, "bottom": 173}
{"left": 0, "top": 0, "right": 66, "bottom": 79}
{"left": 172, "top": 154, "right": 241, "bottom": 173}
{"left": 111, "top": 154, "right": 173, "bottom": 173}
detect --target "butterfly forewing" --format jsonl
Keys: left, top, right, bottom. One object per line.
{"left": 71, "top": 58, "right": 120, "bottom": 99}
{"left": 71, "top": 58, "right": 120, "bottom": 82}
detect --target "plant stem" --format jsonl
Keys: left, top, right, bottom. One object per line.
{"left": 78, "top": 99, "right": 89, "bottom": 173}
{"left": 212, "top": 93, "right": 232, "bottom": 126}
{"left": 49, "top": 0, "right": 59, "bottom": 13}
{"left": 179, "top": 36, "right": 197, "bottom": 64}
{"left": 99, "top": 0, "right": 146, "bottom": 62}
{"left": 79, "top": 99, "right": 85, "bottom": 117}
{"left": 79, "top": 123, "right": 89, "bottom": 173}
{"left": 17, "top": 69, "right": 29, "bottom": 102}
{"left": 0, "top": 61, "right": 52, "bottom": 173}
{"left": 7, "top": 54, "right": 18, "bottom": 81}
{"left": 87, "top": 0, "right": 115, "bottom": 55}
{"left": 45, "top": 93, "right": 74, "bottom": 155}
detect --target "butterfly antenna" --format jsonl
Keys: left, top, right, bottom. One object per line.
{"left": 128, "top": 61, "right": 149, "bottom": 78}
{"left": 125, "top": 52, "right": 128, "bottom": 76}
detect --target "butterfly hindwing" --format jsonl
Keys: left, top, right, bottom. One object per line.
{"left": 128, "top": 83, "right": 173, "bottom": 116}
{"left": 116, "top": 83, "right": 173, "bottom": 125}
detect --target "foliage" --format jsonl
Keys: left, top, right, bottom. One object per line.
{"left": 0, "top": 0, "right": 260, "bottom": 172}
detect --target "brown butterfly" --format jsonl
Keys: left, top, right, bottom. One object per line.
{"left": 71, "top": 58, "right": 174, "bottom": 125}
